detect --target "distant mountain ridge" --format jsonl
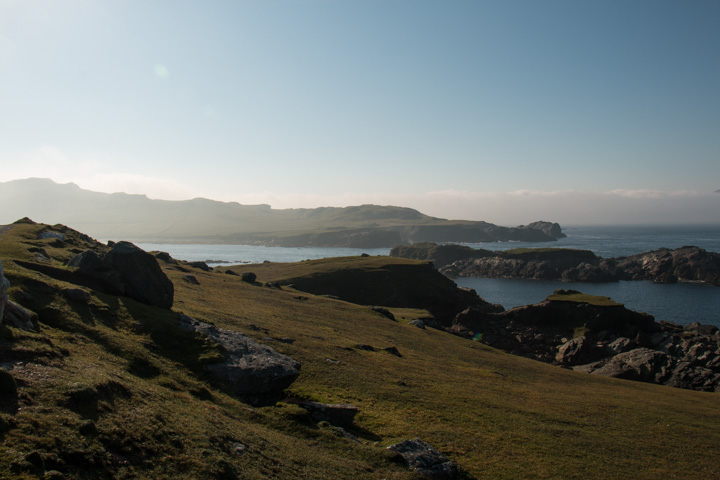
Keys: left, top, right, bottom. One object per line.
{"left": 0, "top": 178, "right": 565, "bottom": 247}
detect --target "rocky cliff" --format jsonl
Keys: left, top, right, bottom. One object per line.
{"left": 395, "top": 244, "right": 720, "bottom": 286}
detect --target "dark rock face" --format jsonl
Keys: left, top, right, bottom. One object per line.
{"left": 370, "top": 306, "right": 395, "bottom": 321}
{"left": 178, "top": 314, "right": 301, "bottom": 405}
{"left": 0, "top": 260, "right": 36, "bottom": 331}
{"left": 451, "top": 292, "right": 720, "bottom": 392}
{"left": 437, "top": 246, "right": 720, "bottom": 287}
{"left": 440, "top": 249, "right": 601, "bottom": 280}
{"left": 240, "top": 272, "right": 257, "bottom": 284}
{"left": 388, "top": 438, "right": 460, "bottom": 479}
{"left": 102, "top": 242, "right": 174, "bottom": 309}
{"left": 299, "top": 401, "right": 358, "bottom": 428}
{"left": 69, "top": 242, "right": 174, "bottom": 309}
{"left": 616, "top": 246, "right": 720, "bottom": 286}
{"left": 64, "top": 288, "right": 91, "bottom": 304}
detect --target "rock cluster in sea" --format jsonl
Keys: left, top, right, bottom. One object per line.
{"left": 391, "top": 243, "right": 720, "bottom": 287}
{"left": 450, "top": 290, "right": 720, "bottom": 392}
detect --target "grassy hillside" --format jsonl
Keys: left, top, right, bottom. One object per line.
{"left": 220, "top": 256, "right": 481, "bottom": 325}
{"left": 1, "top": 222, "right": 719, "bottom": 479}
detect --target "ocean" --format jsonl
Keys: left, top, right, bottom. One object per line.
{"left": 138, "top": 224, "right": 720, "bottom": 328}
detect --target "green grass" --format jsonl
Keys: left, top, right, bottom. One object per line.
{"left": 546, "top": 292, "right": 623, "bottom": 307}
{"left": 1, "top": 222, "right": 720, "bottom": 479}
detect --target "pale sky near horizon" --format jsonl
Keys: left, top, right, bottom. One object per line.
{"left": 1, "top": 0, "right": 719, "bottom": 225}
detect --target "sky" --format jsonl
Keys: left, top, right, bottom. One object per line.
{"left": 1, "top": 0, "right": 719, "bottom": 225}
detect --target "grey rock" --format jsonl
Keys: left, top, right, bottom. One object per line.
{"left": 2, "top": 290, "right": 36, "bottom": 331}
{"left": 186, "top": 261, "right": 211, "bottom": 271}
{"left": 555, "top": 336, "right": 606, "bottom": 366}
{"left": 589, "top": 348, "right": 668, "bottom": 382}
{"left": 606, "top": 337, "right": 636, "bottom": 355}
{"left": 37, "top": 231, "right": 65, "bottom": 240}
{"left": 299, "top": 401, "right": 358, "bottom": 428}
{"left": 154, "top": 251, "right": 179, "bottom": 265}
{"left": 182, "top": 275, "right": 200, "bottom": 285}
{"left": 388, "top": 438, "right": 460, "bottom": 479}
{"left": 410, "top": 319, "right": 426, "bottom": 329}
{"left": 370, "top": 306, "right": 395, "bottom": 321}
{"left": 178, "top": 314, "right": 300, "bottom": 405}
{"left": 68, "top": 250, "right": 105, "bottom": 271}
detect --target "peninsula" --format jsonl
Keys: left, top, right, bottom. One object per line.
{"left": 0, "top": 178, "right": 564, "bottom": 247}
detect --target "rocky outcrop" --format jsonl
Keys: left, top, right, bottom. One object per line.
{"left": 571, "top": 322, "right": 720, "bottom": 391}
{"left": 69, "top": 242, "right": 174, "bottom": 309}
{"left": 388, "top": 438, "right": 460, "bottom": 479}
{"left": 451, "top": 290, "right": 720, "bottom": 392}
{"left": 278, "top": 260, "right": 487, "bottom": 327}
{"left": 178, "top": 314, "right": 301, "bottom": 405}
{"left": 0, "top": 259, "right": 36, "bottom": 331}
{"left": 436, "top": 246, "right": 720, "bottom": 287}
{"left": 615, "top": 246, "right": 720, "bottom": 285}
{"left": 389, "top": 243, "right": 494, "bottom": 269}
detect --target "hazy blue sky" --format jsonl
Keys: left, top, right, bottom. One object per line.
{"left": 1, "top": 0, "right": 719, "bottom": 224}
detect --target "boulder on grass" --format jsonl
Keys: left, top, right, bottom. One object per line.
{"left": 388, "top": 438, "right": 460, "bottom": 479}
{"left": 178, "top": 314, "right": 301, "bottom": 405}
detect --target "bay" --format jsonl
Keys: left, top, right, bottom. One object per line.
{"left": 138, "top": 224, "right": 720, "bottom": 328}
{"left": 136, "top": 243, "right": 390, "bottom": 266}
{"left": 455, "top": 277, "right": 720, "bottom": 328}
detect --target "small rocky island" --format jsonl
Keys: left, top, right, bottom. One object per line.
{"left": 391, "top": 243, "right": 720, "bottom": 286}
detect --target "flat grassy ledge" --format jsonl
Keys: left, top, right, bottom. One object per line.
{"left": 546, "top": 290, "right": 623, "bottom": 307}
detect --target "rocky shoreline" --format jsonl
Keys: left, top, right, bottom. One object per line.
{"left": 391, "top": 243, "right": 720, "bottom": 286}
{"left": 450, "top": 290, "right": 720, "bottom": 392}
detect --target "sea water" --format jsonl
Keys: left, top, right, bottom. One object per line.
{"left": 138, "top": 224, "right": 720, "bottom": 327}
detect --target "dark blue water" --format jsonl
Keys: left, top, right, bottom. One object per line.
{"left": 139, "top": 224, "right": 720, "bottom": 327}
{"left": 455, "top": 277, "right": 720, "bottom": 327}
{"left": 460, "top": 224, "right": 720, "bottom": 258}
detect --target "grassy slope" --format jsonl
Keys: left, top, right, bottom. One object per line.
{"left": 1, "top": 223, "right": 720, "bottom": 479}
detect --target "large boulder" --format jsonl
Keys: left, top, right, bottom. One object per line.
{"left": 178, "top": 314, "right": 301, "bottom": 405}
{"left": 69, "top": 242, "right": 174, "bottom": 309}
{"left": 555, "top": 336, "right": 607, "bottom": 366}
{"left": 102, "top": 242, "right": 174, "bottom": 309}
{"left": 388, "top": 438, "right": 460, "bottom": 479}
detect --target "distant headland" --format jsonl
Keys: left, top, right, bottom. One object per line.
{"left": 0, "top": 178, "right": 565, "bottom": 247}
